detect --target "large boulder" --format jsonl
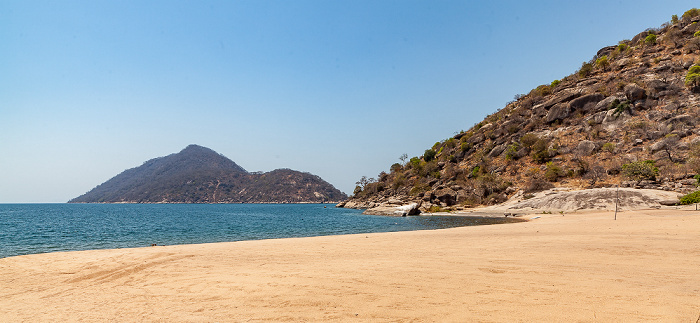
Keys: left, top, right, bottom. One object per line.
{"left": 631, "top": 31, "right": 649, "bottom": 44}
{"left": 487, "top": 144, "right": 507, "bottom": 158}
{"left": 386, "top": 198, "right": 405, "bottom": 205}
{"left": 479, "top": 123, "right": 494, "bottom": 132}
{"left": 546, "top": 103, "right": 569, "bottom": 123}
{"left": 397, "top": 203, "right": 421, "bottom": 216}
{"left": 499, "top": 120, "right": 519, "bottom": 134}
{"left": 647, "top": 79, "right": 669, "bottom": 96}
{"left": 680, "top": 178, "right": 697, "bottom": 186}
{"left": 650, "top": 140, "right": 668, "bottom": 154}
{"left": 593, "top": 95, "right": 626, "bottom": 112}
{"left": 661, "top": 114, "right": 694, "bottom": 133}
{"left": 576, "top": 140, "right": 597, "bottom": 156}
{"left": 596, "top": 45, "right": 617, "bottom": 59}
{"left": 341, "top": 200, "right": 372, "bottom": 209}
{"left": 682, "top": 21, "right": 700, "bottom": 35}
{"left": 453, "top": 132, "right": 468, "bottom": 140}
{"left": 434, "top": 188, "right": 458, "bottom": 206}
{"left": 624, "top": 84, "right": 646, "bottom": 101}
{"left": 363, "top": 203, "right": 421, "bottom": 216}
{"left": 602, "top": 108, "right": 632, "bottom": 126}
{"left": 467, "top": 132, "right": 485, "bottom": 145}
{"left": 586, "top": 111, "right": 607, "bottom": 125}
{"left": 541, "top": 88, "right": 581, "bottom": 109}
{"left": 531, "top": 104, "right": 548, "bottom": 118}
{"left": 666, "top": 114, "right": 694, "bottom": 126}
{"left": 614, "top": 58, "right": 630, "bottom": 70}
{"left": 659, "top": 199, "right": 680, "bottom": 206}
{"left": 569, "top": 93, "right": 605, "bottom": 112}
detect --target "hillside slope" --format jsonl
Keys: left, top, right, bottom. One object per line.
{"left": 70, "top": 145, "right": 346, "bottom": 203}
{"left": 341, "top": 9, "right": 700, "bottom": 213}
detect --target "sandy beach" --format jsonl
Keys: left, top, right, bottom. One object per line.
{"left": 2, "top": 208, "right": 699, "bottom": 322}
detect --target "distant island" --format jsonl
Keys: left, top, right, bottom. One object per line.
{"left": 69, "top": 145, "right": 347, "bottom": 203}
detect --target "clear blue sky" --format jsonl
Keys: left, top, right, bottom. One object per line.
{"left": 1, "top": 0, "right": 695, "bottom": 202}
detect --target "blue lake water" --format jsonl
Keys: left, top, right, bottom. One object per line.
{"left": 0, "top": 203, "right": 520, "bottom": 258}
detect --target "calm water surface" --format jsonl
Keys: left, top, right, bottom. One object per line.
{"left": 0, "top": 204, "right": 521, "bottom": 258}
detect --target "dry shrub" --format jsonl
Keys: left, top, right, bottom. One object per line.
{"left": 524, "top": 175, "right": 554, "bottom": 193}
{"left": 659, "top": 163, "right": 692, "bottom": 181}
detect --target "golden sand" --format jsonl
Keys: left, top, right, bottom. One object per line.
{"left": 1, "top": 209, "right": 699, "bottom": 322}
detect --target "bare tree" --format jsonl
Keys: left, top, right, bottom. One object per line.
{"left": 399, "top": 153, "right": 408, "bottom": 165}
{"left": 661, "top": 134, "right": 680, "bottom": 163}
{"left": 585, "top": 165, "right": 607, "bottom": 186}
{"left": 355, "top": 176, "right": 369, "bottom": 189}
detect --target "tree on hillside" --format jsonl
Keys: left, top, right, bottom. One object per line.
{"left": 686, "top": 65, "right": 700, "bottom": 92}
{"left": 660, "top": 134, "right": 681, "bottom": 163}
{"left": 399, "top": 153, "right": 408, "bottom": 165}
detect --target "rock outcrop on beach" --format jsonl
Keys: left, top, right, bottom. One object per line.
{"left": 477, "top": 187, "right": 682, "bottom": 214}
{"left": 343, "top": 9, "right": 700, "bottom": 214}
{"left": 69, "top": 145, "right": 347, "bottom": 203}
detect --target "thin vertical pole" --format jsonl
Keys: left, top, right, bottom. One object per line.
{"left": 615, "top": 185, "right": 619, "bottom": 220}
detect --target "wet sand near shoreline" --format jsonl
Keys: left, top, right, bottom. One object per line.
{"left": 1, "top": 209, "right": 699, "bottom": 321}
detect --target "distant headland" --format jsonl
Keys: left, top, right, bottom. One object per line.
{"left": 69, "top": 144, "right": 347, "bottom": 204}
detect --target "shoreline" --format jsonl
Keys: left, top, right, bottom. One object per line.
{"left": 0, "top": 213, "right": 524, "bottom": 259}
{"left": 0, "top": 204, "right": 523, "bottom": 259}
{"left": 2, "top": 214, "right": 524, "bottom": 259}
{"left": 65, "top": 201, "right": 344, "bottom": 204}
{"left": 2, "top": 208, "right": 699, "bottom": 321}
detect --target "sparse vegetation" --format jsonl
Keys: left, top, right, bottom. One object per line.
{"left": 409, "top": 183, "right": 430, "bottom": 196}
{"left": 602, "top": 142, "right": 615, "bottom": 153}
{"left": 427, "top": 205, "right": 447, "bottom": 213}
{"left": 344, "top": 11, "right": 700, "bottom": 211}
{"left": 520, "top": 133, "right": 539, "bottom": 150}
{"left": 470, "top": 166, "right": 481, "bottom": 178}
{"left": 578, "top": 61, "right": 593, "bottom": 77}
{"left": 595, "top": 55, "right": 609, "bottom": 70}
{"left": 682, "top": 8, "right": 700, "bottom": 20}
{"left": 392, "top": 174, "right": 405, "bottom": 190}
{"left": 531, "top": 138, "right": 552, "bottom": 164}
{"left": 614, "top": 42, "right": 629, "bottom": 56}
{"left": 644, "top": 33, "right": 657, "bottom": 45}
{"left": 685, "top": 65, "right": 700, "bottom": 91}
{"left": 622, "top": 160, "right": 658, "bottom": 182}
{"left": 532, "top": 84, "right": 552, "bottom": 97}
{"left": 610, "top": 99, "right": 631, "bottom": 116}
{"left": 687, "top": 142, "right": 700, "bottom": 173}
{"left": 544, "top": 162, "right": 562, "bottom": 182}
{"left": 525, "top": 175, "right": 554, "bottom": 193}
{"left": 461, "top": 142, "right": 471, "bottom": 152}
{"left": 423, "top": 149, "right": 436, "bottom": 162}
{"left": 504, "top": 143, "right": 520, "bottom": 160}
{"left": 679, "top": 190, "right": 700, "bottom": 205}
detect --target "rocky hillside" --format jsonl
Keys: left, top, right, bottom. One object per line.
{"left": 70, "top": 145, "right": 346, "bottom": 203}
{"left": 340, "top": 9, "right": 700, "bottom": 213}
